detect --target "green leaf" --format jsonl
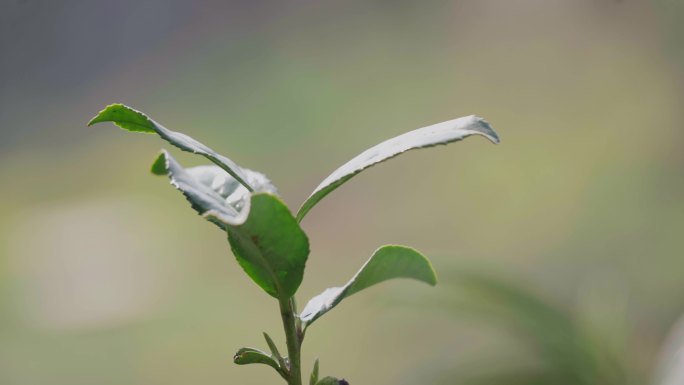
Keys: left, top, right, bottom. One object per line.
{"left": 316, "top": 377, "right": 348, "bottom": 385}
{"left": 151, "top": 150, "right": 276, "bottom": 229}
{"left": 153, "top": 151, "right": 306, "bottom": 298}
{"left": 233, "top": 347, "right": 280, "bottom": 371}
{"left": 310, "top": 359, "right": 320, "bottom": 385}
{"left": 88, "top": 103, "right": 156, "bottom": 133}
{"left": 296, "top": 115, "right": 499, "bottom": 221}
{"left": 263, "top": 332, "right": 287, "bottom": 371}
{"left": 299, "top": 245, "right": 436, "bottom": 327}
{"left": 220, "top": 193, "right": 309, "bottom": 299}
{"left": 89, "top": 103, "right": 256, "bottom": 191}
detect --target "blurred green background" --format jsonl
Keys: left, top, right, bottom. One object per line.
{"left": 1, "top": 1, "right": 683, "bottom": 384}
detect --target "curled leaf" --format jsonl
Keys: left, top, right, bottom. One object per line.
{"left": 233, "top": 347, "right": 279, "bottom": 369}
{"left": 89, "top": 103, "right": 256, "bottom": 191}
{"left": 151, "top": 150, "right": 276, "bottom": 228}
{"left": 154, "top": 151, "right": 307, "bottom": 299}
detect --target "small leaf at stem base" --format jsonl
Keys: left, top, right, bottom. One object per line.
{"left": 316, "top": 377, "right": 348, "bottom": 385}
{"left": 309, "top": 358, "right": 320, "bottom": 385}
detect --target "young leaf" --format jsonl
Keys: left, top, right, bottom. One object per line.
{"left": 89, "top": 103, "right": 256, "bottom": 191}
{"left": 296, "top": 115, "right": 499, "bottom": 221}
{"left": 317, "top": 377, "right": 349, "bottom": 385}
{"left": 310, "top": 359, "right": 320, "bottom": 385}
{"left": 221, "top": 193, "right": 309, "bottom": 299}
{"left": 299, "top": 245, "right": 436, "bottom": 327}
{"left": 233, "top": 347, "right": 289, "bottom": 380}
{"left": 263, "top": 332, "right": 288, "bottom": 372}
{"left": 233, "top": 347, "right": 280, "bottom": 370}
{"left": 151, "top": 150, "right": 276, "bottom": 228}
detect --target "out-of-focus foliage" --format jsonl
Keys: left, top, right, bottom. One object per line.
{"left": 655, "top": 0, "right": 684, "bottom": 68}
{"left": 414, "top": 271, "right": 638, "bottom": 385}
{"left": 407, "top": 270, "right": 684, "bottom": 385}
{"left": 653, "top": 315, "right": 684, "bottom": 385}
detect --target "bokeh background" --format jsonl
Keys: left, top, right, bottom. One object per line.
{"left": 2, "top": 1, "right": 684, "bottom": 384}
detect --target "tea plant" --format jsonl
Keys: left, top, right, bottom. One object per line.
{"left": 88, "top": 104, "right": 499, "bottom": 385}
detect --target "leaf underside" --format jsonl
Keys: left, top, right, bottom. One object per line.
{"left": 299, "top": 245, "right": 437, "bottom": 327}
{"left": 151, "top": 150, "right": 276, "bottom": 228}
{"left": 152, "top": 152, "right": 307, "bottom": 299}
{"left": 89, "top": 104, "right": 308, "bottom": 300}
{"left": 88, "top": 103, "right": 257, "bottom": 191}
{"left": 296, "top": 115, "right": 500, "bottom": 221}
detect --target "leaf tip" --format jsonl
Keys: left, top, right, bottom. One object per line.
{"left": 232, "top": 348, "right": 247, "bottom": 364}
{"left": 87, "top": 103, "right": 156, "bottom": 133}
{"left": 427, "top": 268, "right": 438, "bottom": 286}
{"left": 150, "top": 151, "right": 169, "bottom": 175}
{"left": 87, "top": 103, "right": 124, "bottom": 126}
{"left": 420, "top": 250, "right": 438, "bottom": 286}
{"left": 310, "top": 358, "right": 320, "bottom": 385}
{"left": 470, "top": 115, "right": 500, "bottom": 144}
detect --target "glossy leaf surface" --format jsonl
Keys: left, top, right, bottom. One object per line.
{"left": 299, "top": 245, "right": 436, "bottom": 327}
{"left": 224, "top": 193, "right": 309, "bottom": 299}
{"left": 151, "top": 150, "right": 276, "bottom": 228}
{"left": 296, "top": 115, "right": 499, "bottom": 221}
{"left": 89, "top": 103, "right": 256, "bottom": 190}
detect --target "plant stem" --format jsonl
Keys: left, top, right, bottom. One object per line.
{"left": 279, "top": 296, "right": 302, "bottom": 385}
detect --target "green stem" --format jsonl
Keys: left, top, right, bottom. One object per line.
{"left": 279, "top": 296, "right": 302, "bottom": 385}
